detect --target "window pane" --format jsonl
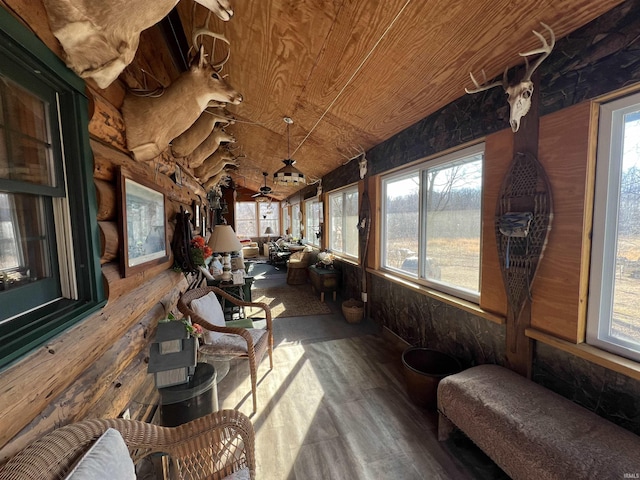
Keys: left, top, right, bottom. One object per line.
{"left": 424, "top": 156, "right": 482, "bottom": 291}
{"left": 306, "top": 200, "right": 321, "bottom": 246}
{"left": 343, "top": 190, "right": 358, "bottom": 257}
{"left": 259, "top": 202, "right": 279, "bottom": 237}
{"left": 383, "top": 174, "right": 420, "bottom": 271}
{"left": 329, "top": 187, "right": 358, "bottom": 256}
{"left": 0, "top": 77, "right": 55, "bottom": 186}
{"left": 235, "top": 201, "right": 257, "bottom": 237}
{"left": 291, "top": 204, "right": 301, "bottom": 239}
{"left": 282, "top": 205, "right": 290, "bottom": 235}
{"left": 611, "top": 113, "right": 640, "bottom": 347}
{"left": 329, "top": 194, "right": 343, "bottom": 251}
{"left": 0, "top": 192, "right": 52, "bottom": 290}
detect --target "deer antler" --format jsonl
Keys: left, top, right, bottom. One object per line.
{"left": 192, "top": 29, "right": 231, "bottom": 71}
{"left": 340, "top": 144, "right": 366, "bottom": 165}
{"left": 465, "top": 68, "right": 509, "bottom": 94}
{"left": 520, "top": 22, "right": 555, "bottom": 82}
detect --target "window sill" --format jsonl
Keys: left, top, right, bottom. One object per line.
{"left": 333, "top": 256, "right": 359, "bottom": 267}
{"left": 526, "top": 328, "right": 640, "bottom": 381}
{"left": 368, "top": 269, "right": 505, "bottom": 325}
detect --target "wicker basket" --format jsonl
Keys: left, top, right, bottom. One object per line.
{"left": 342, "top": 299, "right": 364, "bottom": 323}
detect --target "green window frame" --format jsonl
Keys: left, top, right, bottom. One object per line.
{"left": 0, "top": 7, "right": 105, "bottom": 370}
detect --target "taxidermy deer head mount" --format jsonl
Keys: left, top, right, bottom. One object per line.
{"left": 195, "top": 148, "right": 241, "bottom": 183}
{"left": 465, "top": 22, "right": 555, "bottom": 132}
{"left": 171, "top": 109, "right": 235, "bottom": 158}
{"left": 122, "top": 45, "right": 242, "bottom": 162}
{"left": 42, "top": 0, "right": 234, "bottom": 89}
{"left": 186, "top": 127, "right": 237, "bottom": 169}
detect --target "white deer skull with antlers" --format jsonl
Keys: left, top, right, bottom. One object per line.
{"left": 465, "top": 22, "right": 555, "bottom": 132}
{"left": 340, "top": 145, "right": 367, "bottom": 179}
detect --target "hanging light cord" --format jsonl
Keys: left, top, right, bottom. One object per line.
{"left": 291, "top": 0, "right": 413, "bottom": 156}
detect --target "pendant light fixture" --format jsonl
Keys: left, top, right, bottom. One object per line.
{"left": 273, "top": 117, "right": 306, "bottom": 185}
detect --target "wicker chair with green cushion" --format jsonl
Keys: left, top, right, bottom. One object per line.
{"left": 178, "top": 286, "right": 273, "bottom": 413}
{"left": 0, "top": 410, "right": 255, "bottom": 480}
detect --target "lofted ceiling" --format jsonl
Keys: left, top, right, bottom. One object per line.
{"left": 150, "top": 0, "right": 623, "bottom": 199}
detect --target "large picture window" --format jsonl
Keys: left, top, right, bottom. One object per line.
{"left": 587, "top": 92, "right": 640, "bottom": 362}
{"left": 381, "top": 144, "right": 483, "bottom": 301}
{"left": 0, "top": 8, "right": 104, "bottom": 369}
{"left": 234, "top": 201, "right": 280, "bottom": 238}
{"left": 328, "top": 185, "right": 358, "bottom": 258}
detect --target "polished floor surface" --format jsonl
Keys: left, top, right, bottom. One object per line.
{"left": 216, "top": 264, "right": 508, "bottom": 479}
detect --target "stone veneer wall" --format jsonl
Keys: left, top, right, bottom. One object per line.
{"left": 533, "top": 343, "right": 640, "bottom": 436}
{"left": 369, "top": 275, "right": 506, "bottom": 369}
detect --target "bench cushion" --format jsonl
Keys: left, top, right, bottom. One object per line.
{"left": 438, "top": 364, "right": 640, "bottom": 480}
{"left": 64, "top": 428, "right": 135, "bottom": 480}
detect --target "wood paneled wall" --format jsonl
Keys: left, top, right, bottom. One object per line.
{"left": 480, "top": 102, "right": 593, "bottom": 343}
{"left": 532, "top": 102, "right": 594, "bottom": 342}
{"left": 480, "top": 129, "right": 513, "bottom": 316}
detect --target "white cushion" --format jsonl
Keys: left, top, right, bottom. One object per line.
{"left": 222, "top": 467, "right": 251, "bottom": 480}
{"left": 199, "top": 328, "right": 267, "bottom": 356}
{"left": 64, "top": 428, "right": 135, "bottom": 480}
{"left": 190, "top": 292, "right": 225, "bottom": 341}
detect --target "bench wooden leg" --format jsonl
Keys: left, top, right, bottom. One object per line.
{"left": 332, "top": 291, "right": 336, "bottom": 301}
{"left": 438, "top": 412, "right": 457, "bottom": 441}
{"left": 320, "top": 292, "right": 325, "bottom": 302}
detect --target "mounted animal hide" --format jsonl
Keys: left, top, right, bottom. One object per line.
{"left": 185, "top": 127, "right": 236, "bottom": 169}
{"left": 122, "top": 47, "right": 242, "bottom": 162}
{"left": 194, "top": 150, "right": 238, "bottom": 182}
{"left": 171, "top": 109, "right": 234, "bottom": 158}
{"left": 42, "top": 0, "right": 234, "bottom": 89}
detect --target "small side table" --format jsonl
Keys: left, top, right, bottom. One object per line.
{"left": 308, "top": 265, "right": 339, "bottom": 302}
{"left": 158, "top": 362, "right": 218, "bottom": 427}
{"left": 207, "top": 276, "right": 254, "bottom": 321}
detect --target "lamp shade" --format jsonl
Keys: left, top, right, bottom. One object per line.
{"left": 208, "top": 225, "right": 242, "bottom": 253}
{"left": 273, "top": 159, "right": 306, "bottom": 185}
{"left": 264, "top": 226, "right": 274, "bottom": 235}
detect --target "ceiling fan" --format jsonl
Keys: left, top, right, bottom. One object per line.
{"left": 251, "top": 172, "right": 272, "bottom": 202}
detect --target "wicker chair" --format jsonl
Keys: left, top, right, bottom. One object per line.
{"left": 286, "top": 250, "right": 312, "bottom": 285}
{"left": 178, "top": 286, "right": 273, "bottom": 413}
{"left": 0, "top": 410, "right": 255, "bottom": 480}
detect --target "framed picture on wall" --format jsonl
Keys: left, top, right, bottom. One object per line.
{"left": 202, "top": 205, "right": 208, "bottom": 234}
{"left": 192, "top": 201, "right": 201, "bottom": 233}
{"left": 117, "top": 169, "right": 169, "bottom": 277}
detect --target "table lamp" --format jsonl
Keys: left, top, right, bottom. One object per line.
{"left": 264, "top": 226, "right": 274, "bottom": 243}
{"left": 207, "top": 225, "right": 242, "bottom": 282}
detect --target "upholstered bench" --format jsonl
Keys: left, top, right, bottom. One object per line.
{"left": 437, "top": 364, "right": 640, "bottom": 480}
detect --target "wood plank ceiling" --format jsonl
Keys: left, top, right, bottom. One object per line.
{"left": 163, "top": 0, "right": 624, "bottom": 198}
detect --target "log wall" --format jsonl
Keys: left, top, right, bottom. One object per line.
{"left": 0, "top": 0, "right": 208, "bottom": 462}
